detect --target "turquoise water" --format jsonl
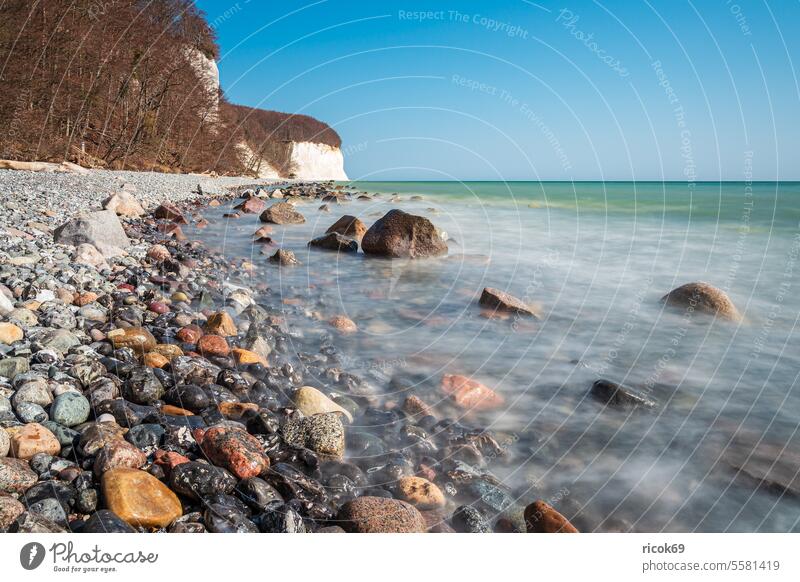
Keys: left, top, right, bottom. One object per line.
{"left": 193, "top": 181, "right": 800, "bottom": 532}
{"left": 348, "top": 181, "right": 800, "bottom": 231}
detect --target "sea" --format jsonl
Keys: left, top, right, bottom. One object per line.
{"left": 191, "top": 181, "right": 800, "bottom": 532}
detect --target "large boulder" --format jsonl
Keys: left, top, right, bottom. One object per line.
{"left": 660, "top": 282, "right": 741, "bottom": 321}
{"left": 259, "top": 202, "right": 305, "bottom": 224}
{"left": 361, "top": 209, "right": 447, "bottom": 258}
{"left": 53, "top": 210, "right": 130, "bottom": 257}
{"left": 102, "top": 191, "right": 145, "bottom": 217}
{"left": 326, "top": 215, "right": 366, "bottom": 240}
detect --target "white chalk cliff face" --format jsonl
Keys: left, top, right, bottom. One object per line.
{"left": 288, "top": 142, "right": 348, "bottom": 181}
{"left": 185, "top": 49, "right": 220, "bottom": 122}
{"left": 187, "top": 50, "right": 348, "bottom": 180}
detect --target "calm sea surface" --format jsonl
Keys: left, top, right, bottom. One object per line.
{"left": 192, "top": 181, "right": 800, "bottom": 532}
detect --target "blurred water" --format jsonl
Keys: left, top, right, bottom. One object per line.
{"left": 192, "top": 181, "right": 800, "bottom": 532}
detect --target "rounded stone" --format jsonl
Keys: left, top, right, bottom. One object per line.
{"left": 524, "top": 500, "right": 579, "bottom": 533}
{"left": 397, "top": 476, "right": 446, "bottom": 510}
{"left": 50, "top": 392, "right": 91, "bottom": 427}
{"left": 0, "top": 495, "right": 25, "bottom": 529}
{"left": 660, "top": 281, "right": 741, "bottom": 321}
{"left": 0, "top": 428, "right": 8, "bottom": 457}
{"left": 8, "top": 423, "right": 61, "bottom": 459}
{"left": 0, "top": 322, "right": 23, "bottom": 344}
{"left": 293, "top": 386, "right": 353, "bottom": 423}
{"left": 337, "top": 496, "right": 427, "bottom": 533}
{"left": 102, "top": 468, "right": 183, "bottom": 529}
{"left": 197, "top": 334, "right": 229, "bottom": 357}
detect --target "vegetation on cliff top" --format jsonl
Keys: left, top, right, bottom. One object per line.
{"left": 0, "top": 0, "right": 341, "bottom": 176}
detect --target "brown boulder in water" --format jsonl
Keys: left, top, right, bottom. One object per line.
{"left": 660, "top": 282, "right": 741, "bottom": 321}
{"left": 259, "top": 202, "right": 305, "bottom": 224}
{"left": 479, "top": 287, "right": 539, "bottom": 318}
{"left": 337, "top": 496, "right": 427, "bottom": 533}
{"left": 361, "top": 209, "right": 447, "bottom": 258}
{"left": 325, "top": 215, "right": 367, "bottom": 240}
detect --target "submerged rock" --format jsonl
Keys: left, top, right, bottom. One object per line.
{"left": 660, "top": 282, "right": 741, "bottom": 321}
{"left": 308, "top": 232, "right": 359, "bottom": 253}
{"left": 441, "top": 374, "right": 505, "bottom": 411}
{"left": 591, "top": 380, "right": 655, "bottom": 409}
{"left": 479, "top": 287, "right": 540, "bottom": 318}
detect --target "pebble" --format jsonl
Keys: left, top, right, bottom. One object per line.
{"left": 50, "top": 392, "right": 90, "bottom": 427}
{"left": 293, "top": 386, "right": 353, "bottom": 423}
{"left": 197, "top": 334, "right": 230, "bottom": 357}
{"left": 0, "top": 458, "right": 38, "bottom": 494}
{"left": 0, "top": 428, "right": 8, "bottom": 457}
{"left": 397, "top": 476, "right": 446, "bottom": 509}
{"left": 7, "top": 423, "right": 61, "bottom": 459}
{"left": 102, "top": 468, "right": 183, "bottom": 529}
{"left": 328, "top": 315, "right": 358, "bottom": 334}
{"left": 195, "top": 426, "right": 270, "bottom": 479}
{"left": 108, "top": 327, "right": 157, "bottom": 354}
{"left": 337, "top": 496, "right": 427, "bottom": 533}
{"left": 80, "top": 510, "right": 137, "bottom": 533}
{"left": 0, "top": 322, "right": 23, "bottom": 344}
{"left": 94, "top": 439, "right": 147, "bottom": 474}
{"left": 0, "top": 495, "right": 26, "bottom": 529}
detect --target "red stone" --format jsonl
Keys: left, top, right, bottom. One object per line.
{"left": 441, "top": 374, "right": 505, "bottom": 411}
{"left": 153, "top": 450, "right": 190, "bottom": 471}
{"left": 194, "top": 426, "right": 270, "bottom": 479}
{"left": 235, "top": 197, "right": 266, "bottom": 214}
{"left": 197, "top": 334, "right": 229, "bottom": 357}
{"left": 154, "top": 203, "right": 188, "bottom": 224}
{"left": 148, "top": 301, "right": 169, "bottom": 314}
{"left": 176, "top": 325, "right": 203, "bottom": 344}
{"left": 117, "top": 283, "right": 135, "bottom": 292}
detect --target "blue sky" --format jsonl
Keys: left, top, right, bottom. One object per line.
{"left": 196, "top": 0, "right": 800, "bottom": 180}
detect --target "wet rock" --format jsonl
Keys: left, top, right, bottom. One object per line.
{"left": 50, "top": 392, "right": 90, "bottom": 427}
{"left": 169, "top": 461, "right": 237, "bottom": 501}
{"left": 53, "top": 210, "right": 130, "bottom": 257}
{"left": 235, "top": 197, "right": 266, "bottom": 214}
{"left": 293, "top": 386, "right": 353, "bottom": 423}
{"left": 328, "top": 315, "right": 357, "bottom": 334}
{"left": 197, "top": 334, "right": 230, "bottom": 357}
{"left": 204, "top": 502, "right": 258, "bottom": 533}
{"left": 195, "top": 425, "right": 270, "bottom": 479}
{"left": 326, "top": 215, "right": 367, "bottom": 240}
{"left": 8, "top": 423, "right": 61, "bottom": 459}
{"left": 80, "top": 510, "right": 137, "bottom": 533}
{"left": 308, "top": 232, "right": 359, "bottom": 253}
{"left": 337, "top": 496, "right": 426, "bottom": 533}
{"left": 451, "top": 505, "right": 491, "bottom": 532}
{"left": 591, "top": 380, "right": 655, "bottom": 409}
{"left": 362, "top": 209, "right": 447, "bottom": 258}
{"left": 0, "top": 458, "right": 37, "bottom": 494}
{"left": 126, "top": 424, "right": 165, "bottom": 449}
{"left": 253, "top": 504, "right": 306, "bottom": 533}
{"left": 724, "top": 437, "right": 800, "bottom": 497}
{"left": 108, "top": 327, "right": 157, "bottom": 354}
{"left": 524, "top": 500, "right": 578, "bottom": 533}
{"left": 164, "top": 385, "right": 210, "bottom": 413}
{"left": 661, "top": 282, "right": 741, "bottom": 321}
{"left": 269, "top": 249, "right": 299, "bottom": 266}
{"left": 153, "top": 203, "right": 188, "bottom": 223}
{"left": 479, "top": 287, "right": 540, "bottom": 318}
{"left": 123, "top": 367, "right": 165, "bottom": 405}
{"left": 102, "top": 468, "right": 183, "bottom": 528}
{"left": 259, "top": 202, "right": 306, "bottom": 225}
{"left": 94, "top": 439, "right": 147, "bottom": 474}
{"left": 441, "top": 374, "right": 505, "bottom": 411}
{"left": 176, "top": 325, "right": 203, "bottom": 344}
{"left": 206, "top": 311, "right": 237, "bottom": 336}
{"left": 397, "top": 476, "right": 446, "bottom": 509}
{"left": 235, "top": 477, "right": 283, "bottom": 511}
{"left": 283, "top": 413, "right": 345, "bottom": 460}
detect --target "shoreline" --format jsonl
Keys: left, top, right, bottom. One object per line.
{"left": 1, "top": 169, "right": 538, "bottom": 534}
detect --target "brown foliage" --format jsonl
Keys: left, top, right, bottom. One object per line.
{"left": 0, "top": 0, "right": 340, "bottom": 177}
